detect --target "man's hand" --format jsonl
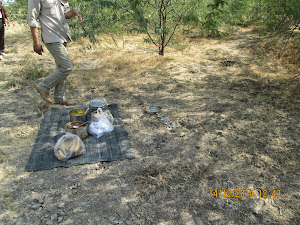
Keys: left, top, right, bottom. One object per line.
{"left": 66, "top": 8, "right": 83, "bottom": 22}
{"left": 72, "top": 9, "right": 83, "bottom": 22}
{"left": 30, "top": 27, "right": 43, "bottom": 55}
{"left": 5, "top": 19, "right": 10, "bottom": 27}
{"left": 33, "top": 42, "right": 44, "bottom": 55}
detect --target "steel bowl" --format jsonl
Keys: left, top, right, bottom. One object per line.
{"left": 69, "top": 109, "right": 88, "bottom": 122}
{"left": 65, "top": 121, "right": 88, "bottom": 139}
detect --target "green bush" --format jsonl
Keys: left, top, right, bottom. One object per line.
{"left": 7, "top": 0, "right": 299, "bottom": 54}
{"left": 222, "top": 0, "right": 300, "bottom": 30}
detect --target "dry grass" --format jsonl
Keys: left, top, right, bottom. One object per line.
{"left": 0, "top": 24, "right": 299, "bottom": 225}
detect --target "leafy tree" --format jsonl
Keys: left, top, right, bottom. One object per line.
{"left": 7, "top": 0, "right": 299, "bottom": 56}
{"left": 202, "top": 0, "right": 227, "bottom": 37}
{"left": 6, "top": 0, "right": 27, "bottom": 23}
{"left": 222, "top": 0, "right": 300, "bottom": 30}
{"left": 68, "top": 0, "right": 130, "bottom": 43}
{"left": 69, "top": 0, "right": 201, "bottom": 56}
{"left": 126, "top": 0, "right": 200, "bottom": 55}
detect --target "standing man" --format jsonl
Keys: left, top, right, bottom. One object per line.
{"left": 27, "top": 0, "right": 82, "bottom": 105}
{"left": 0, "top": 0, "right": 10, "bottom": 60}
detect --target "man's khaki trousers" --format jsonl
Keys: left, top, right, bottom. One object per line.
{"left": 37, "top": 42, "right": 72, "bottom": 103}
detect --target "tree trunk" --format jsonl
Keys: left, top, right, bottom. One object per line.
{"left": 159, "top": 45, "right": 164, "bottom": 56}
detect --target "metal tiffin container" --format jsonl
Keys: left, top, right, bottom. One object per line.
{"left": 89, "top": 99, "right": 107, "bottom": 113}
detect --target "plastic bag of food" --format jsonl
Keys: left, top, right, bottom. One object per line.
{"left": 91, "top": 109, "right": 114, "bottom": 124}
{"left": 54, "top": 132, "right": 86, "bottom": 161}
{"left": 88, "top": 108, "right": 114, "bottom": 138}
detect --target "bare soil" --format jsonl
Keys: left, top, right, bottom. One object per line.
{"left": 0, "top": 24, "right": 299, "bottom": 225}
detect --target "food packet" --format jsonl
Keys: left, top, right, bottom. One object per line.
{"left": 54, "top": 132, "right": 86, "bottom": 161}
{"left": 88, "top": 108, "right": 114, "bottom": 138}
{"left": 91, "top": 109, "right": 114, "bottom": 124}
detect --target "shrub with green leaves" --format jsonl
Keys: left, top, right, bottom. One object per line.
{"left": 7, "top": 0, "right": 299, "bottom": 55}
{"left": 222, "top": 0, "right": 300, "bottom": 30}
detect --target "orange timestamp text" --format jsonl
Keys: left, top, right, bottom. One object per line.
{"left": 210, "top": 190, "right": 281, "bottom": 198}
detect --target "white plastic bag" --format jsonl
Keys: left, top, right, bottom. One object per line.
{"left": 91, "top": 109, "right": 114, "bottom": 124}
{"left": 54, "top": 132, "right": 86, "bottom": 161}
{"left": 88, "top": 108, "right": 114, "bottom": 138}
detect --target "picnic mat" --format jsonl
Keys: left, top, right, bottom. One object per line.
{"left": 25, "top": 104, "right": 135, "bottom": 171}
